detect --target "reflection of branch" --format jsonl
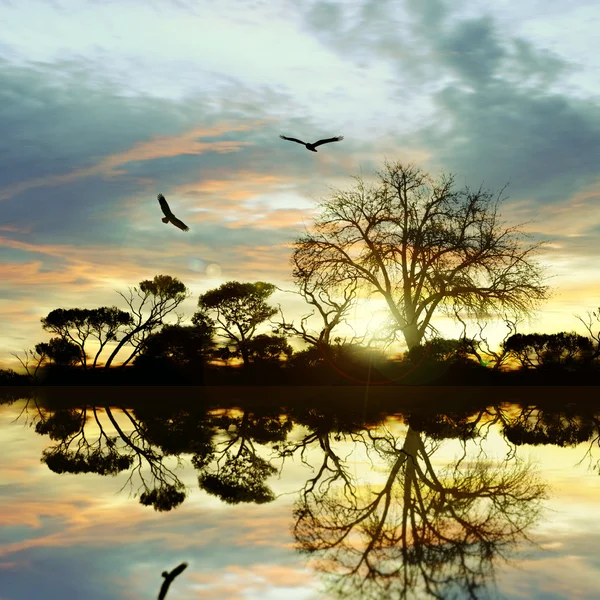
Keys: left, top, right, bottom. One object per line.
{"left": 293, "top": 424, "right": 546, "bottom": 599}
{"left": 283, "top": 430, "right": 357, "bottom": 501}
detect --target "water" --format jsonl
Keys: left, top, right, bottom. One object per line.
{"left": 1, "top": 386, "right": 600, "bottom": 599}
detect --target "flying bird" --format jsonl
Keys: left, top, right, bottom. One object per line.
{"left": 158, "top": 562, "right": 188, "bottom": 600}
{"left": 157, "top": 194, "right": 189, "bottom": 232}
{"left": 279, "top": 134, "right": 344, "bottom": 152}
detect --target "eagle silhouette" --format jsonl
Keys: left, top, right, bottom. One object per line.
{"left": 279, "top": 134, "right": 344, "bottom": 152}
{"left": 158, "top": 562, "right": 188, "bottom": 600}
{"left": 157, "top": 194, "right": 189, "bottom": 232}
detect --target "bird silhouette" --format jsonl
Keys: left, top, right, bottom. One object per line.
{"left": 157, "top": 194, "right": 189, "bottom": 231}
{"left": 279, "top": 134, "right": 344, "bottom": 152}
{"left": 158, "top": 562, "right": 188, "bottom": 600}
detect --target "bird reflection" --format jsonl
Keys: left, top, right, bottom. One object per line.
{"left": 158, "top": 562, "right": 188, "bottom": 600}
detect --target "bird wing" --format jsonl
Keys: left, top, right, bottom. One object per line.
{"left": 279, "top": 135, "right": 306, "bottom": 145}
{"left": 170, "top": 216, "right": 190, "bottom": 232}
{"left": 312, "top": 136, "right": 344, "bottom": 147}
{"left": 170, "top": 563, "right": 188, "bottom": 577}
{"left": 158, "top": 194, "right": 173, "bottom": 218}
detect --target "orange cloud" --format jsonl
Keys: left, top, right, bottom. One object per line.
{"left": 0, "top": 122, "right": 261, "bottom": 201}
{"left": 182, "top": 563, "right": 317, "bottom": 599}
{"left": 177, "top": 172, "right": 285, "bottom": 203}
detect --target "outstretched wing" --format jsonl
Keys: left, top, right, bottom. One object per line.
{"left": 170, "top": 563, "right": 188, "bottom": 578}
{"left": 312, "top": 136, "right": 344, "bottom": 147}
{"left": 157, "top": 194, "right": 173, "bottom": 218}
{"left": 170, "top": 216, "right": 190, "bottom": 232}
{"left": 279, "top": 135, "right": 306, "bottom": 145}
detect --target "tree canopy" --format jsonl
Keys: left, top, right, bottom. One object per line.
{"left": 293, "top": 161, "right": 549, "bottom": 350}
{"left": 41, "top": 307, "right": 133, "bottom": 368}
{"left": 104, "top": 275, "right": 189, "bottom": 368}
{"left": 195, "top": 281, "right": 277, "bottom": 366}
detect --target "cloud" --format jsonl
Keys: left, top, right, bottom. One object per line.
{"left": 295, "top": 0, "right": 600, "bottom": 207}
{"left": 0, "top": 123, "right": 257, "bottom": 202}
{"left": 0, "top": 54, "right": 385, "bottom": 368}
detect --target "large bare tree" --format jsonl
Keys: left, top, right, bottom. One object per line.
{"left": 292, "top": 161, "right": 549, "bottom": 350}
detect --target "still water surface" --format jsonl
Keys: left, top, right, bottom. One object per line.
{"left": 1, "top": 387, "right": 600, "bottom": 599}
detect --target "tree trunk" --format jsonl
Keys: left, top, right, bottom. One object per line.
{"left": 402, "top": 323, "right": 422, "bottom": 351}
{"left": 104, "top": 331, "right": 136, "bottom": 369}
{"left": 240, "top": 346, "right": 250, "bottom": 368}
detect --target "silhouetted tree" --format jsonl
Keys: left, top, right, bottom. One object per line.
{"left": 504, "top": 332, "right": 593, "bottom": 369}
{"left": 576, "top": 307, "right": 600, "bottom": 362}
{"left": 407, "top": 337, "right": 474, "bottom": 364}
{"left": 194, "top": 281, "right": 277, "bottom": 367}
{"left": 11, "top": 347, "right": 47, "bottom": 382}
{"left": 454, "top": 316, "right": 522, "bottom": 370}
{"left": 277, "top": 259, "right": 358, "bottom": 349}
{"left": 293, "top": 161, "right": 549, "bottom": 351}
{"left": 0, "top": 368, "right": 27, "bottom": 386}
{"left": 40, "top": 307, "right": 133, "bottom": 368}
{"left": 35, "top": 337, "right": 81, "bottom": 367}
{"left": 239, "top": 333, "right": 293, "bottom": 364}
{"left": 134, "top": 322, "right": 215, "bottom": 375}
{"left": 104, "top": 275, "right": 189, "bottom": 368}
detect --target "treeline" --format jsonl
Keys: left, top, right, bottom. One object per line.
{"left": 2, "top": 273, "right": 600, "bottom": 386}
{"left": 3, "top": 160, "right": 600, "bottom": 386}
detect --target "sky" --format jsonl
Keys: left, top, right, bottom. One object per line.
{"left": 1, "top": 0, "right": 600, "bottom": 369}
{"left": 3, "top": 398, "right": 600, "bottom": 599}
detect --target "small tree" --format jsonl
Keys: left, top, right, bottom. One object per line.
{"left": 41, "top": 307, "right": 133, "bottom": 368}
{"left": 35, "top": 337, "right": 81, "bottom": 367}
{"left": 239, "top": 334, "right": 293, "bottom": 364}
{"left": 134, "top": 323, "right": 215, "bottom": 370}
{"left": 195, "top": 281, "right": 277, "bottom": 367}
{"left": 504, "top": 332, "right": 593, "bottom": 369}
{"left": 11, "top": 347, "right": 47, "bottom": 382}
{"left": 104, "top": 275, "right": 189, "bottom": 368}
{"left": 575, "top": 307, "right": 600, "bottom": 362}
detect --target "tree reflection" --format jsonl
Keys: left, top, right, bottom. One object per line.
{"left": 35, "top": 403, "right": 188, "bottom": 511}
{"left": 501, "top": 403, "right": 600, "bottom": 477}
{"left": 196, "top": 408, "right": 292, "bottom": 504}
{"left": 503, "top": 405, "right": 595, "bottom": 447}
{"left": 2, "top": 390, "right": 553, "bottom": 599}
{"left": 291, "top": 419, "right": 546, "bottom": 600}
{"left": 16, "top": 392, "right": 289, "bottom": 510}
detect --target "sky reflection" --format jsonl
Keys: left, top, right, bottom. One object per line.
{"left": 1, "top": 393, "right": 600, "bottom": 599}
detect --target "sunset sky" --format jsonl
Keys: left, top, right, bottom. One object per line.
{"left": 1, "top": 0, "right": 599, "bottom": 369}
